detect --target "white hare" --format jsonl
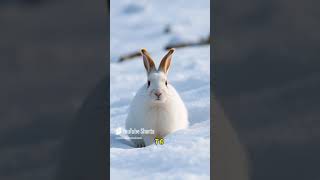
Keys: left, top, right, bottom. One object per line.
{"left": 125, "top": 48, "right": 188, "bottom": 148}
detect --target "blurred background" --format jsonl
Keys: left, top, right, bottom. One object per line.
{"left": 0, "top": 0, "right": 107, "bottom": 179}
{"left": 214, "top": 0, "right": 320, "bottom": 179}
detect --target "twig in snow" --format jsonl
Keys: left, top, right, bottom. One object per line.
{"left": 118, "top": 35, "right": 212, "bottom": 62}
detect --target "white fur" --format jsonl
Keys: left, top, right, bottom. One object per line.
{"left": 125, "top": 68, "right": 188, "bottom": 147}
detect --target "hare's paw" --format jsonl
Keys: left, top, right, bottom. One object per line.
{"left": 131, "top": 138, "right": 146, "bottom": 148}
{"left": 136, "top": 142, "right": 146, "bottom": 148}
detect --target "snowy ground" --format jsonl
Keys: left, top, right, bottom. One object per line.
{"left": 110, "top": 0, "right": 210, "bottom": 179}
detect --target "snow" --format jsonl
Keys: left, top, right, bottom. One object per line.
{"left": 110, "top": 0, "right": 210, "bottom": 62}
{"left": 110, "top": 0, "right": 210, "bottom": 179}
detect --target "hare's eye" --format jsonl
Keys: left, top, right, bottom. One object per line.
{"left": 165, "top": 81, "right": 168, "bottom": 86}
{"left": 147, "top": 80, "right": 150, "bottom": 88}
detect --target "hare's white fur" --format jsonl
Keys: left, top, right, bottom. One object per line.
{"left": 125, "top": 49, "right": 188, "bottom": 147}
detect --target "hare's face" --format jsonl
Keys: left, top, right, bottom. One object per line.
{"left": 140, "top": 48, "right": 175, "bottom": 103}
{"left": 147, "top": 71, "right": 169, "bottom": 102}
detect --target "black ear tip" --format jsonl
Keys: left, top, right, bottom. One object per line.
{"left": 141, "top": 48, "right": 147, "bottom": 54}
{"left": 168, "top": 48, "right": 175, "bottom": 54}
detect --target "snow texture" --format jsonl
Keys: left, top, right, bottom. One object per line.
{"left": 110, "top": 0, "right": 210, "bottom": 179}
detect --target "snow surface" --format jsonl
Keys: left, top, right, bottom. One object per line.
{"left": 110, "top": 0, "right": 210, "bottom": 62}
{"left": 110, "top": 0, "right": 210, "bottom": 179}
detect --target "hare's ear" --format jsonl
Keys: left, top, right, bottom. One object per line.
{"left": 159, "top": 48, "right": 175, "bottom": 74}
{"left": 141, "top": 48, "right": 156, "bottom": 74}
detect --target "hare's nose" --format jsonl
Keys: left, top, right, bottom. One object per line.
{"left": 155, "top": 92, "right": 162, "bottom": 98}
